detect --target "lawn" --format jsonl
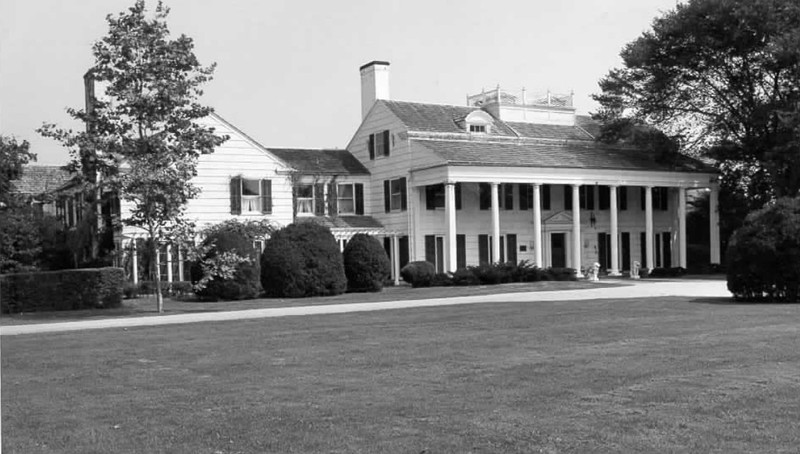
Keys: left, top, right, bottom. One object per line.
{"left": 2, "top": 294, "right": 799, "bottom": 453}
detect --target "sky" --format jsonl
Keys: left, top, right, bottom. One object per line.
{"left": 0, "top": 0, "right": 680, "bottom": 166}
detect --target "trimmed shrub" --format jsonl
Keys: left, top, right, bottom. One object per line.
{"left": 431, "top": 273, "right": 454, "bottom": 287}
{"left": 726, "top": 197, "right": 800, "bottom": 302}
{"left": 1, "top": 267, "right": 123, "bottom": 313}
{"left": 343, "top": 234, "right": 391, "bottom": 292}
{"left": 546, "top": 267, "right": 578, "bottom": 281}
{"left": 451, "top": 268, "right": 480, "bottom": 286}
{"left": 400, "top": 261, "right": 436, "bottom": 288}
{"left": 191, "top": 223, "right": 262, "bottom": 301}
{"left": 647, "top": 267, "right": 687, "bottom": 278}
{"left": 260, "top": 223, "right": 346, "bottom": 298}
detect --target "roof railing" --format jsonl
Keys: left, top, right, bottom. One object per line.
{"left": 467, "top": 87, "right": 574, "bottom": 108}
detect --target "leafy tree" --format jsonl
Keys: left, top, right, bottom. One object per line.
{"left": 594, "top": 0, "right": 800, "bottom": 218}
{"left": 0, "top": 136, "right": 36, "bottom": 204}
{"left": 39, "top": 1, "right": 227, "bottom": 312}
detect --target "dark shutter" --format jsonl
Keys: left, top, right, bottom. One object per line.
{"left": 314, "top": 183, "right": 325, "bottom": 215}
{"left": 260, "top": 179, "right": 272, "bottom": 214}
{"left": 327, "top": 182, "right": 338, "bottom": 215}
{"left": 507, "top": 234, "right": 517, "bottom": 264}
{"left": 457, "top": 234, "right": 466, "bottom": 270}
{"left": 425, "top": 235, "right": 436, "bottom": 265}
{"left": 564, "top": 185, "right": 572, "bottom": 210}
{"left": 598, "top": 233, "right": 608, "bottom": 270}
{"left": 663, "top": 232, "right": 672, "bottom": 268}
{"left": 399, "top": 177, "right": 407, "bottom": 211}
{"left": 355, "top": 183, "right": 364, "bottom": 215}
{"left": 599, "top": 186, "right": 610, "bottom": 210}
{"left": 542, "top": 184, "right": 551, "bottom": 210}
{"left": 640, "top": 232, "right": 647, "bottom": 267}
{"left": 504, "top": 184, "right": 514, "bottom": 210}
{"left": 425, "top": 185, "right": 436, "bottom": 210}
{"left": 640, "top": 187, "right": 646, "bottom": 210}
{"left": 655, "top": 233, "right": 662, "bottom": 267}
{"left": 230, "top": 176, "right": 241, "bottom": 215}
{"left": 384, "top": 180, "right": 391, "bottom": 213}
{"left": 520, "top": 184, "right": 530, "bottom": 210}
{"left": 478, "top": 234, "right": 489, "bottom": 264}
{"left": 587, "top": 186, "right": 595, "bottom": 210}
{"left": 479, "top": 183, "right": 491, "bottom": 210}
{"left": 399, "top": 236, "right": 410, "bottom": 268}
{"left": 619, "top": 186, "right": 628, "bottom": 210}
{"left": 368, "top": 134, "right": 375, "bottom": 160}
{"left": 500, "top": 236, "right": 506, "bottom": 263}
{"left": 455, "top": 183, "right": 462, "bottom": 210}
{"left": 383, "top": 130, "right": 391, "bottom": 156}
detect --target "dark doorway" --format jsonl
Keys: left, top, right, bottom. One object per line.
{"left": 597, "top": 233, "right": 611, "bottom": 270}
{"left": 551, "top": 233, "right": 566, "bottom": 268}
{"left": 662, "top": 232, "right": 672, "bottom": 268}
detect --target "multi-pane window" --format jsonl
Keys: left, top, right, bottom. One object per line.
{"left": 368, "top": 130, "right": 391, "bottom": 159}
{"left": 469, "top": 124, "right": 486, "bottom": 133}
{"left": 425, "top": 183, "right": 461, "bottom": 210}
{"left": 337, "top": 183, "right": 355, "bottom": 214}
{"left": 384, "top": 177, "right": 407, "bottom": 212}
{"left": 296, "top": 184, "right": 314, "bottom": 214}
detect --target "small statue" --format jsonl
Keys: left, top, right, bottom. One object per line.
{"left": 588, "top": 262, "right": 601, "bottom": 282}
{"left": 631, "top": 261, "right": 641, "bottom": 279}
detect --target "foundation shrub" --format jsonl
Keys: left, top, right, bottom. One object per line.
{"left": 546, "top": 267, "right": 578, "bottom": 281}
{"left": 450, "top": 268, "right": 480, "bottom": 286}
{"left": 647, "top": 267, "right": 687, "bottom": 278}
{"left": 343, "top": 234, "right": 391, "bottom": 293}
{"left": 191, "top": 222, "right": 263, "bottom": 301}
{"left": 400, "top": 261, "right": 436, "bottom": 288}
{"left": 431, "top": 272, "right": 454, "bottom": 287}
{"left": 726, "top": 197, "right": 800, "bottom": 302}
{"left": 1, "top": 267, "right": 123, "bottom": 313}
{"left": 260, "top": 223, "right": 346, "bottom": 298}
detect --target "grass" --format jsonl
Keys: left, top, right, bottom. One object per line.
{"left": 0, "top": 279, "right": 614, "bottom": 326}
{"left": 2, "top": 291, "right": 799, "bottom": 453}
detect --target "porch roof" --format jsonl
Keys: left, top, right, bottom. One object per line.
{"left": 413, "top": 138, "right": 716, "bottom": 174}
{"left": 267, "top": 148, "right": 370, "bottom": 175}
{"left": 294, "top": 216, "right": 391, "bottom": 239}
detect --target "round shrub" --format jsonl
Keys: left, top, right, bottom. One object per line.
{"left": 260, "top": 222, "right": 346, "bottom": 298}
{"left": 190, "top": 224, "right": 262, "bottom": 301}
{"left": 400, "top": 261, "right": 435, "bottom": 288}
{"left": 726, "top": 197, "right": 800, "bottom": 302}
{"left": 343, "top": 234, "right": 391, "bottom": 292}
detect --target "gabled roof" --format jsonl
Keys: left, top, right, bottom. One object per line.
{"left": 10, "top": 165, "right": 73, "bottom": 195}
{"left": 413, "top": 138, "right": 716, "bottom": 173}
{"left": 266, "top": 148, "right": 370, "bottom": 175}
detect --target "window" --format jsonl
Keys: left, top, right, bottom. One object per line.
{"left": 502, "top": 184, "right": 514, "bottom": 210}
{"left": 331, "top": 182, "right": 364, "bottom": 215}
{"left": 337, "top": 184, "right": 354, "bottom": 214}
{"left": 521, "top": 184, "right": 551, "bottom": 211}
{"left": 469, "top": 124, "right": 486, "bottom": 133}
{"left": 599, "top": 186, "right": 610, "bottom": 210}
{"left": 384, "top": 177, "right": 407, "bottom": 212}
{"left": 230, "top": 177, "right": 272, "bottom": 215}
{"left": 425, "top": 183, "right": 461, "bottom": 210}
{"left": 368, "top": 130, "right": 391, "bottom": 159}
{"left": 579, "top": 186, "right": 595, "bottom": 210}
{"left": 478, "top": 234, "right": 517, "bottom": 264}
{"left": 478, "top": 183, "right": 510, "bottom": 210}
{"left": 296, "top": 184, "right": 314, "bottom": 214}
{"left": 639, "top": 187, "right": 669, "bottom": 211}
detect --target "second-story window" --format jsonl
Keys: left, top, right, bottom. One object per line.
{"left": 296, "top": 184, "right": 314, "bottom": 215}
{"left": 469, "top": 124, "right": 486, "bottom": 133}
{"left": 337, "top": 183, "right": 355, "bottom": 214}
{"left": 230, "top": 176, "right": 272, "bottom": 215}
{"left": 384, "top": 177, "right": 407, "bottom": 212}
{"left": 368, "top": 130, "right": 391, "bottom": 160}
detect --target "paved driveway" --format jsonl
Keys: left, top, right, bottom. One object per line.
{"left": 0, "top": 279, "right": 729, "bottom": 336}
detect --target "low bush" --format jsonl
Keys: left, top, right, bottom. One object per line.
{"left": 1, "top": 267, "right": 123, "bottom": 313}
{"left": 545, "top": 267, "right": 578, "bottom": 281}
{"left": 450, "top": 268, "right": 480, "bottom": 286}
{"left": 343, "top": 234, "right": 391, "bottom": 293}
{"left": 260, "top": 223, "right": 346, "bottom": 298}
{"left": 191, "top": 222, "right": 263, "bottom": 301}
{"left": 400, "top": 261, "right": 436, "bottom": 288}
{"left": 123, "top": 282, "right": 139, "bottom": 299}
{"left": 726, "top": 197, "right": 800, "bottom": 302}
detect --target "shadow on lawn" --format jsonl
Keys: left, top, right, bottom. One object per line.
{"left": 690, "top": 296, "right": 798, "bottom": 305}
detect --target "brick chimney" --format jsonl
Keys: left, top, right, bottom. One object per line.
{"left": 360, "top": 61, "right": 390, "bottom": 119}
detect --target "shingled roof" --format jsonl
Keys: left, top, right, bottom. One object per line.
{"left": 267, "top": 148, "right": 369, "bottom": 175}
{"left": 9, "top": 165, "right": 73, "bottom": 195}
{"left": 380, "top": 100, "right": 518, "bottom": 136}
{"left": 413, "top": 138, "right": 716, "bottom": 173}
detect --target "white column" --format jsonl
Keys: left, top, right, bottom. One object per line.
{"left": 645, "top": 186, "right": 655, "bottom": 270}
{"left": 392, "top": 234, "right": 400, "bottom": 286}
{"left": 609, "top": 185, "right": 621, "bottom": 276}
{"left": 131, "top": 239, "right": 139, "bottom": 285}
{"left": 709, "top": 186, "right": 721, "bottom": 264}
{"left": 445, "top": 182, "right": 457, "bottom": 272}
{"left": 572, "top": 184, "right": 582, "bottom": 277}
{"left": 177, "top": 248, "right": 185, "bottom": 283}
{"left": 491, "top": 183, "right": 501, "bottom": 263}
{"left": 678, "top": 187, "right": 687, "bottom": 269}
{"left": 166, "top": 244, "right": 173, "bottom": 284}
{"left": 532, "top": 183, "right": 543, "bottom": 267}
{"left": 411, "top": 186, "right": 421, "bottom": 261}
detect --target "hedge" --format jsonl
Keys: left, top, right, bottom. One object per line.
{"left": 1, "top": 267, "right": 124, "bottom": 313}
{"left": 343, "top": 234, "right": 391, "bottom": 292}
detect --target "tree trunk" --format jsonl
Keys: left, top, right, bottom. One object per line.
{"left": 153, "top": 240, "right": 164, "bottom": 313}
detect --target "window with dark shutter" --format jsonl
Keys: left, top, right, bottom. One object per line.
{"left": 457, "top": 234, "right": 466, "bottom": 269}
{"left": 355, "top": 183, "right": 364, "bottom": 215}
{"left": 507, "top": 234, "right": 517, "bottom": 264}
{"left": 478, "top": 234, "right": 489, "bottom": 264}
{"left": 455, "top": 183, "right": 462, "bottom": 210}
{"left": 426, "top": 184, "right": 440, "bottom": 210}
{"left": 640, "top": 187, "right": 646, "bottom": 210}
{"left": 425, "top": 235, "right": 436, "bottom": 264}
{"left": 520, "top": 184, "right": 530, "bottom": 210}
{"left": 503, "top": 184, "right": 514, "bottom": 210}
{"left": 399, "top": 177, "right": 407, "bottom": 211}
{"left": 260, "top": 179, "right": 272, "bottom": 214}
{"left": 619, "top": 186, "right": 627, "bottom": 210}
{"left": 384, "top": 180, "right": 391, "bottom": 213}
{"left": 230, "top": 176, "right": 242, "bottom": 215}
{"left": 564, "top": 185, "right": 573, "bottom": 210}
{"left": 542, "top": 184, "right": 551, "bottom": 210}
{"left": 599, "top": 186, "right": 610, "bottom": 210}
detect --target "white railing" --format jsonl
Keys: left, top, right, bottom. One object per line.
{"left": 467, "top": 88, "right": 573, "bottom": 108}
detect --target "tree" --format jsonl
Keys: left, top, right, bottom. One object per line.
{"left": 594, "top": 0, "right": 800, "bottom": 217}
{"left": 39, "top": 1, "right": 227, "bottom": 312}
{"left": 0, "top": 136, "right": 36, "bottom": 204}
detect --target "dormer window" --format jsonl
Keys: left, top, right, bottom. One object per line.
{"left": 464, "top": 110, "right": 493, "bottom": 134}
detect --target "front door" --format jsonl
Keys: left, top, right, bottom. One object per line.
{"left": 551, "top": 233, "right": 566, "bottom": 268}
